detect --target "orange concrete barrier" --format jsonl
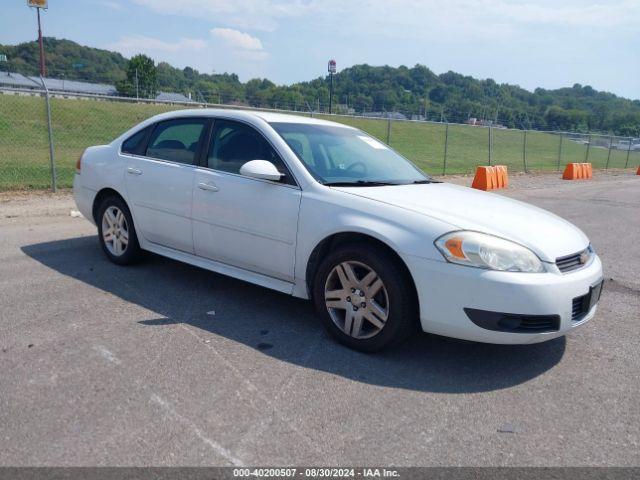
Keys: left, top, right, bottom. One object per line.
{"left": 494, "top": 167, "right": 504, "bottom": 188}
{"left": 472, "top": 165, "right": 509, "bottom": 191}
{"left": 495, "top": 165, "right": 509, "bottom": 188}
{"left": 471, "top": 166, "right": 495, "bottom": 190}
{"left": 562, "top": 164, "right": 577, "bottom": 180}
{"left": 563, "top": 163, "right": 592, "bottom": 180}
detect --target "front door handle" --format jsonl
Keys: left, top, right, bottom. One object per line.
{"left": 198, "top": 182, "right": 219, "bottom": 192}
{"left": 127, "top": 167, "right": 142, "bottom": 175}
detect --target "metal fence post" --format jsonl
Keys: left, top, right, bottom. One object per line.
{"left": 585, "top": 133, "right": 592, "bottom": 163}
{"left": 522, "top": 130, "right": 528, "bottom": 173}
{"left": 625, "top": 136, "right": 632, "bottom": 168}
{"left": 557, "top": 133, "right": 563, "bottom": 172}
{"left": 605, "top": 134, "right": 613, "bottom": 169}
{"left": 488, "top": 125, "right": 492, "bottom": 165}
{"left": 386, "top": 117, "right": 392, "bottom": 145}
{"left": 41, "top": 76, "right": 57, "bottom": 193}
{"left": 442, "top": 123, "right": 449, "bottom": 176}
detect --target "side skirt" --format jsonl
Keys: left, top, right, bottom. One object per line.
{"left": 142, "top": 241, "right": 295, "bottom": 296}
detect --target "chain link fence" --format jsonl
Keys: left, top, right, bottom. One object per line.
{"left": 1, "top": 87, "right": 639, "bottom": 191}
{"left": 0, "top": 90, "right": 52, "bottom": 190}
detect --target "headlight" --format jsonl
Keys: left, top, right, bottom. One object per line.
{"left": 435, "top": 231, "right": 545, "bottom": 273}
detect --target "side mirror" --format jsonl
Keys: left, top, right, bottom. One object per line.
{"left": 239, "top": 160, "right": 283, "bottom": 182}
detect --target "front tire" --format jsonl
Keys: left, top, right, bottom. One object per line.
{"left": 313, "top": 243, "right": 418, "bottom": 352}
{"left": 97, "top": 196, "right": 142, "bottom": 265}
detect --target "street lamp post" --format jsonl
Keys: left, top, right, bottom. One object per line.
{"left": 328, "top": 59, "right": 336, "bottom": 114}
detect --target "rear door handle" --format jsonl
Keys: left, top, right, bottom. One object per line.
{"left": 198, "top": 182, "right": 219, "bottom": 192}
{"left": 127, "top": 167, "right": 142, "bottom": 175}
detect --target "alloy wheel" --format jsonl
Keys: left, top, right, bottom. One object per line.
{"left": 101, "top": 206, "right": 129, "bottom": 256}
{"left": 324, "top": 261, "right": 389, "bottom": 339}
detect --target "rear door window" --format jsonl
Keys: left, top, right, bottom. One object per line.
{"left": 121, "top": 127, "right": 150, "bottom": 155}
{"left": 146, "top": 119, "right": 207, "bottom": 165}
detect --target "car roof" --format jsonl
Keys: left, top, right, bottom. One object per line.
{"left": 157, "top": 108, "right": 356, "bottom": 129}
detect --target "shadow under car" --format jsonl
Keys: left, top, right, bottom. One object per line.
{"left": 21, "top": 235, "right": 566, "bottom": 394}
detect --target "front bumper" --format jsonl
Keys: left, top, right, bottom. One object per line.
{"left": 403, "top": 253, "right": 603, "bottom": 344}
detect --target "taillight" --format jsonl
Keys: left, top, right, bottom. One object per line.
{"left": 76, "top": 150, "right": 86, "bottom": 173}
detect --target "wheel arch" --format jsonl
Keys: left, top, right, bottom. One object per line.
{"left": 305, "top": 231, "right": 419, "bottom": 307}
{"left": 92, "top": 187, "right": 129, "bottom": 224}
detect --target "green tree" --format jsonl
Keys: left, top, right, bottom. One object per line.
{"left": 116, "top": 54, "right": 157, "bottom": 98}
{"left": 3, "top": 37, "right": 640, "bottom": 135}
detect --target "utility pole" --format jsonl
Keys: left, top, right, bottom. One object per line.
{"left": 29, "top": 0, "right": 48, "bottom": 76}
{"left": 328, "top": 59, "right": 336, "bottom": 114}
{"left": 36, "top": 7, "right": 46, "bottom": 75}
{"left": 29, "top": 1, "right": 55, "bottom": 192}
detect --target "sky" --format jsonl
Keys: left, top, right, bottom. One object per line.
{"left": 1, "top": 0, "right": 638, "bottom": 99}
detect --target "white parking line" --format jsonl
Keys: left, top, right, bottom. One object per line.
{"left": 150, "top": 394, "right": 245, "bottom": 466}
{"left": 94, "top": 345, "right": 122, "bottom": 365}
{"left": 179, "top": 323, "right": 330, "bottom": 462}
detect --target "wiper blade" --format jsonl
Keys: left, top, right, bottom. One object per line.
{"left": 323, "top": 180, "right": 399, "bottom": 187}
{"left": 324, "top": 179, "right": 441, "bottom": 186}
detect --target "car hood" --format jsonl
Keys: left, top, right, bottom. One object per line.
{"left": 333, "top": 182, "right": 589, "bottom": 263}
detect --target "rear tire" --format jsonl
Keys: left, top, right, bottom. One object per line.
{"left": 97, "top": 195, "right": 142, "bottom": 265}
{"left": 312, "top": 243, "right": 418, "bottom": 352}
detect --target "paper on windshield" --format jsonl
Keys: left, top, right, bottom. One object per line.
{"left": 357, "top": 135, "right": 388, "bottom": 150}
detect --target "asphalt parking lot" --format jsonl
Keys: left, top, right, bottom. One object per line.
{"left": 1, "top": 171, "right": 639, "bottom": 466}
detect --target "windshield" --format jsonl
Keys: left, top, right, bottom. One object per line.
{"left": 270, "top": 122, "right": 432, "bottom": 186}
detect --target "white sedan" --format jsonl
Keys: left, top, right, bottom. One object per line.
{"left": 73, "top": 109, "right": 603, "bottom": 352}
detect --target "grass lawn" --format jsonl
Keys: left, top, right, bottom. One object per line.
{"left": 0, "top": 94, "right": 184, "bottom": 189}
{"left": 1, "top": 94, "right": 639, "bottom": 190}
{"left": 322, "top": 114, "right": 640, "bottom": 175}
